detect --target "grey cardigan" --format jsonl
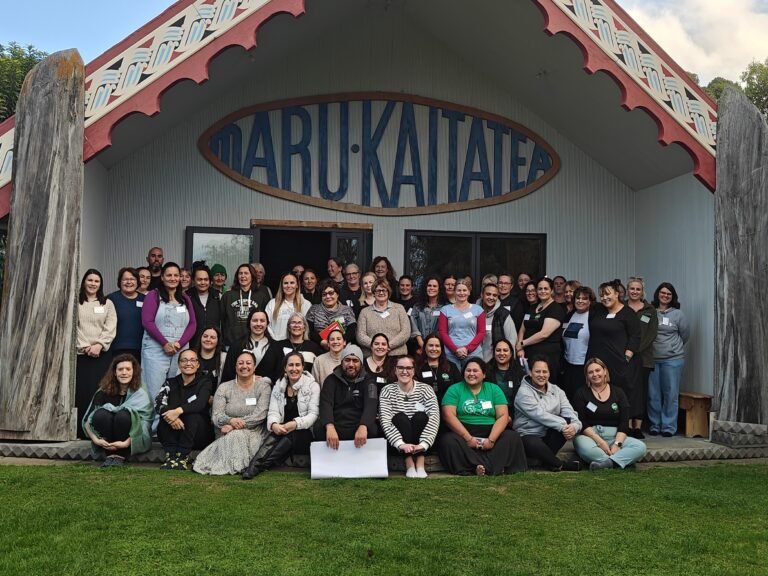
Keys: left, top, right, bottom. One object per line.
{"left": 513, "top": 377, "right": 582, "bottom": 437}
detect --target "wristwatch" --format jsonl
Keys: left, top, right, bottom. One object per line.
{"left": 614, "top": 441, "right": 623, "bottom": 448}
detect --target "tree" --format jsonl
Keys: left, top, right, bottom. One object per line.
{"left": 704, "top": 77, "right": 742, "bottom": 103}
{"left": 741, "top": 58, "right": 768, "bottom": 116}
{"left": 0, "top": 43, "right": 47, "bottom": 122}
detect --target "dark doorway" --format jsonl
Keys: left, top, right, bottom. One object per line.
{"left": 259, "top": 229, "right": 331, "bottom": 293}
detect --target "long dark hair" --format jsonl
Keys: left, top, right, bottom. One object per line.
{"left": 98, "top": 354, "right": 142, "bottom": 395}
{"left": 415, "top": 333, "right": 453, "bottom": 375}
{"left": 231, "top": 263, "right": 258, "bottom": 290}
{"left": 194, "top": 326, "right": 224, "bottom": 376}
{"left": 652, "top": 282, "right": 681, "bottom": 309}
{"left": 157, "top": 262, "right": 182, "bottom": 304}
{"left": 78, "top": 269, "right": 106, "bottom": 305}
{"left": 416, "top": 274, "right": 445, "bottom": 308}
{"left": 371, "top": 256, "right": 398, "bottom": 288}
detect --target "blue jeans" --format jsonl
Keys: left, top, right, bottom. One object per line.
{"left": 648, "top": 357, "right": 685, "bottom": 434}
{"left": 573, "top": 426, "right": 647, "bottom": 468}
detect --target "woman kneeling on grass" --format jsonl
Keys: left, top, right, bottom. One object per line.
{"left": 572, "top": 358, "right": 647, "bottom": 470}
{"left": 82, "top": 354, "right": 153, "bottom": 467}
{"left": 439, "top": 358, "right": 527, "bottom": 476}
{"left": 242, "top": 352, "right": 320, "bottom": 479}
{"left": 379, "top": 355, "right": 440, "bottom": 478}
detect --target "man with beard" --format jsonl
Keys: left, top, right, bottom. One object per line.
{"left": 145, "top": 247, "right": 164, "bottom": 291}
{"left": 316, "top": 345, "right": 379, "bottom": 448}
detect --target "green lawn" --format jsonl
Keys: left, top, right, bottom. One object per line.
{"left": 1, "top": 463, "right": 766, "bottom": 576}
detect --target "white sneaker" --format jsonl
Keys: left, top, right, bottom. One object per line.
{"left": 415, "top": 467, "right": 428, "bottom": 478}
{"left": 405, "top": 467, "right": 418, "bottom": 478}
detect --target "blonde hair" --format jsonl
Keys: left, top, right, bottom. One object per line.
{"left": 272, "top": 272, "right": 305, "bottom": 322}
{"left": 584, "top": 357, "right": 611, "bottom": 385}
{"left": 359, "top": 272, "right": 377, "bottom": 305}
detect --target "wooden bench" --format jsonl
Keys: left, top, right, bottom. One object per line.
{"left": 679, "top": 391, "right": 713, "bottom": 438}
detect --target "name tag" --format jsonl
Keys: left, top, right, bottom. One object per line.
{"left": 463, "top": 312, "right": 474, "bottom": 319}
{"left": 481, "top": 400, "right": 493, "bottom": 410}
{"left": 407, "top": 308, "right": 413, "bottom": 317}
{"left": 432, "top": 310, "right": 441, "bottom": 317}
{"left": 504, "top": 305, "right": 511, "bottom": 311}
{"left": 94, "top": 307, "right": 105, "bottom": 314}
{"left": 283, "top": 347, "right": 293, "bottom": 355}
{"left": 176, "top": 305, "right": 187, "bottom": 313}
{"left": 380, "top": 311, "right": 390, "bottom": 319}
{"left": 486, "top": 323, "right": 492, "bottom": 332}
{"left": 415, "top": 402, "right": 426, "bottom": 412}
{"left": 524, "top": 314, "right": 530, "bottom": 321}
{"left": 136, "top": 301, "right": 143, "bottom": 308}
{"left": 334, "top": 317, "right": 344, "bottom": 324}
{"left": 377, "top": 377, "right": 386, "bottom": 384}
{"left": 245, "top": 398, "right": 258, "bottom": 406}
{"left": 662, "top": 317, "right": 670, "bottom": 326}
{"left": 606, "top": 313, "right": 616, "bottom": 319}
{"left": 587, "top": 401, "right": 598, "bottom": 412}
{"left": 508, "top": 381, "right": 515, "bottom": 389}
{"left": 187, "top": 395, "right": 197, "bottom": 403}
{"left": 640, "top": 314, "right": 650, "bottom": 323}
{"left": 422, "top": 370, "right": 433, "bottom": 378}
{"left": 346, "top": 300, "right": 353, "bottom": 307}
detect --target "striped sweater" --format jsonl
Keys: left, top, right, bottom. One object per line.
{"left": 378, "top": 381, "right": 440, "bottom": 450}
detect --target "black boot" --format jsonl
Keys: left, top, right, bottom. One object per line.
{"left": 242, "top": 435, "right": 293, "bottom": 480}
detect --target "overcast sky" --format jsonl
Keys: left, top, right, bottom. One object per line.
{"left": 1, "top": 1, "right": 766, "bottom": 85}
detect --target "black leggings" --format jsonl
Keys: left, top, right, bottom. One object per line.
{"left": 91, "top": 409, "right": 132, "bottom": 458}
{"left": 391, "top": 412, "right": 429, "bottom": 447}
{"left": 157, "top": 412, "right": 214, "bottom": 455}
{"left": 521, "top": 429, "right": 566, "bottom": 470}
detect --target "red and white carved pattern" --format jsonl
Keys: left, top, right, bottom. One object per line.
{"left": 556, "top": 0, "right": 717, "bottom": 153}
{"left": 0, "top": 0, "right": 272, "bottom": 190}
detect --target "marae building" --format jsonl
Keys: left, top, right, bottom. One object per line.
{"left": 0, "top": 0, "right": 716, "bottom": 394}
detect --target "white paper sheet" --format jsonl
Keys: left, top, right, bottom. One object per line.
{"left": 310, "top": 438, "right": 389, "bottom": 479}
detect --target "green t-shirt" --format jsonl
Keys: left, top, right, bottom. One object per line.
{"left": 441, "top": 381, "right": 507, "bottom": 426}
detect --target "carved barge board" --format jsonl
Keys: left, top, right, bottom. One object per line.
{"left": 714, "top": 88, "right": 768, "bottom": 424}
{"left": 0, "top": 50, "right": 84, "bottom": 440}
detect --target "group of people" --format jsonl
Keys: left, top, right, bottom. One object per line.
{"left": 77, "top": 247, "right": 689, "bottom": 476}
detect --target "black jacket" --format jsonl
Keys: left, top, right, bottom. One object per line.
{"left": 187, "top": 288, "right": 222, "bottom": 347}
{"left": 221, "top": 336, "right": 284, "bottom": 384}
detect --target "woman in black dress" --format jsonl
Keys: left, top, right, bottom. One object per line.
{"left": 515, "top": 277, "right": 565, "bottom": 383}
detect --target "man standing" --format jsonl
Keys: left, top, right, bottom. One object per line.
{"left": 553, "top": 275, "right": 567, "bottom": 304}
{"left": 327, "top": 257, "right": 345, "bottom": 286}
{"left": 479, "top": 284, "right": 517, "bottom": 362}
{"left": 316, "top": 345, "right": 379, "bottom": 448}
{"left": 498, "top": 273, "right": 525, "bottom": 329}
{"left": 340, "top": 264, "right": 362, "bottom": 314}
{"left": 516, "top": 272, "right": 531, "bottom": 293}
{"left": 146, "top": 247, "right": 164, "bottom": 291}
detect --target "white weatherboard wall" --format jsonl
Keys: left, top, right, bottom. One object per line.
{"left": 635, "top": 173, "right": 714, "bottom": 394}
{"left": 97, "top": 13, "right": 637, "bottom": 288}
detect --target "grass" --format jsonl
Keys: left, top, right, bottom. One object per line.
{"left": 1, "top": 463, "right": 767, "bottom": 576}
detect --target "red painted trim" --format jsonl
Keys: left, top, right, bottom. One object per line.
{"left": 83, "top": 0, "right": 305, "bottom": 161}
{"left": 85, "top": 0, "right": 199, "bottom": 75}
{"left": 0, "top": 184, "right": 10, "bottom": 216}
{"left": 602, "top": 0, "right": 718, "bottom": 110}
{"left": 0, "top": 115, "right": 15, "bottom": 133}
{"left": 531, "top": 0, "right": 716, "bottom": 192}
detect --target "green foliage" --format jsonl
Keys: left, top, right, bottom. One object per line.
{"left": 0, "top": 42, "right": 47, "bottom": 122}
{"left": 1, "top": 463, "right": 768, "bottom": 575}
{"left": 741, "top": 58, "right": 768, "bottom": 116}
{"left": 704, "top": 76, "right": 743, "bottom": 103}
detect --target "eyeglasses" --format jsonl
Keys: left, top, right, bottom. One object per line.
{"left": 374, "top": 289, "right": 388, "bottom": 294}
{"left": 345, "top": 271, "right": 359, "bottom": 277}
{"left": 497, "top": 281, "right": 512, "bottom": 285}
{"left": 322, "top": 291, "right": 336, "bottom": 297}
{"left": 288, "top": 321, "right": 304, "bottom": 326}
{"left": 396, "top": 366, "right": 414, "bottom": 371}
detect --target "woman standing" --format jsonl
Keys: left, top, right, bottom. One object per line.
{"left": 648, "top": 282, "right": 689, "bottom": 436}
{"left": 513, "top": 357, "right": 582, "bottom": 471}
{"left": 586, "top": 280, "right": 641, "bottom": 415}
{"left": 221, "top": 263, "right": 268, "bottom": 348}
{"left": 379, "top": 356, "right": 440, "bottom": 478}
{"left": 410, "top": 275, "right": 444, "bottom": 354}
{"left": 107, "top": 267, "right": 145, "bottom": 361}
{"left": 560, "top": 286, "right": 596, "bottom": 402}
{"left": 312, "top": 328, "right": 346, "bottom": 387}
{"left": 193, "top": 350, "right": 272, "bottom": 475}
{"left": 486, "top": 339, "right": 524, "bottom": 406}
{"left": 82, "top": 354, "right": 152, "bottom": 467}
{"left": 136, "top": 267, "right": 152, "bottom": 295}
{"left": 357, "top": 279, "right": 411, "bottom": 357}
{"left": 76, "top": 269, "right": 118, "bottom": 438}
{"left": 563, "top": 280, "right": 581, "bottom": 315}
{"left": 522, "top": 281, "right": 538, "bottom": 313}
{"left": 194, "top": 326, "right": 225, "bottom": 392}
{"left": 265, "top": 272, "right": 311, "bottom": 341}
{"left": 573, "top": 358, "right": 647, "bottom": 470}
{"left": 626, "top": 277, "right": 659, "bottom": 438}
{"left": 438, "top": 279, "right": 485, "bottom": 369}
{"left": 439, "top": 359, "right": 527, "bottom": 476}
{"left": 221, "top": 309, "right": 283, "bottom": 383}
{"left": 186, "top": 263, "right": 222, "bottom": 349}
{"left": 371, "top": 256, "right": 398, "bottom": 292}
{"left": 359, "top": 272, "right": 377, "bottom": 310}
{"left": 242, "top": 352, "right": 321, "bottom": 479}
{"left": 179, "top": 268, "right": 192, "bottom": 292}
{"left": 414, "top": 334, "right": 460, "bottom": 403}
{"left": 515, "top": 277, "right": 565, "bottom": 383}
{"left": 443, "top": 275, "right": 457, "bottom": 304}
{"left": 276, "top": 312, "right": 323, "bottom": 374}
{"left": 156, "top": 349, "right": 214, "bottom": 470}
{"left": 301, "top": 269, "right": 321, "bottom": 305}
{"left": 141, "top": 262, "right": 197, "bottom": 425}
